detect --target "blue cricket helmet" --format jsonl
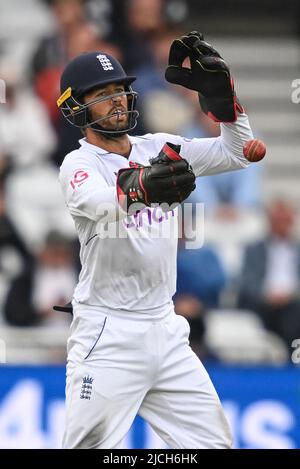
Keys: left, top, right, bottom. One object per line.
{"left": 57, "top": 52, "right": 139, "bottom": 135}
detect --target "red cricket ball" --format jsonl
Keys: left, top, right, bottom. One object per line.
{"left": 243, "top": 139, "right": 266, "bottom": 162}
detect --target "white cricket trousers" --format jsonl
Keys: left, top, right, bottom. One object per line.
{"left": 62, "top": 305, "right": 232, "bottom": 449}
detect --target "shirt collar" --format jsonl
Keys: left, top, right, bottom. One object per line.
{"left": 79, "top": 136, "right": 140, "bottom": 155}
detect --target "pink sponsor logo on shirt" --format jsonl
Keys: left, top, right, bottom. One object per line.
{"left": 70, "top": 170, "right": 89, "bottom": 189}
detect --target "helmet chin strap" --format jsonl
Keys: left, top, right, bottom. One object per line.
{"left": 89, "top": 121, "right": 130, "bottom": 139}
{"left": 85, "top": 108, "right": 139, "bottom": 138}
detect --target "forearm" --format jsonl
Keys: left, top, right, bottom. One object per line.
{"left": 182, "top": 112, "right": 254, "bottom": 177}
{"left": 220, "top": 112, "right": 254, "bottom": 168}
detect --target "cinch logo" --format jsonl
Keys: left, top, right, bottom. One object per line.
{"left": 96, "top": 54, "right": 114, "bottom": 71}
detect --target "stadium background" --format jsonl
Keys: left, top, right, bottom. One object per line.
{"left": 0, "top": 0, "right": 299, "bottom": 449}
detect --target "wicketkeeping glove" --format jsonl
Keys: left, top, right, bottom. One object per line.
{"left": 165, "top": 31, "right": 244, "bottom": 122}
{"left": 116, "top": 142, "right": 196, "bottom": 213}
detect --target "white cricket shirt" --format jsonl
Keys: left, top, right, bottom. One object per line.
{"left": 59, "top": 114, "right": 253, "bottom": 316}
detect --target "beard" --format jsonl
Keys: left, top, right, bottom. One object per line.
{"left": 87, "top": 110, "right": 130, "bottom": 139}
{"left": 91, "top": 109, "right": 129, "bottom": 131}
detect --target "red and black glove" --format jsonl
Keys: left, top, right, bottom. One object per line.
{"left": 165, "top": 31, "right": 244, "bottom": 123}
{"left": 116, "top": 142, "right": 196, "bottom": 213}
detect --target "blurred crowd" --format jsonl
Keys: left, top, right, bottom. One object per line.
{"left": 0, "top": 0, "right": 299, "bottom": 363}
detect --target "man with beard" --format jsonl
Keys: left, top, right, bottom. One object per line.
{"left": 57, "top": 32, "right": 254, "bottom": 449}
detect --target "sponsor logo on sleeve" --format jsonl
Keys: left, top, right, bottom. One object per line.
{"left": 70, "top": 170, "right": 89, "bottom": 189}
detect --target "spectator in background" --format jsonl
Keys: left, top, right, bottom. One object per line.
{"left": 31, "top": 0, "right": 88, "bottom": 127}
{"left": 110, "top": 0, "right": 189, "bottom": 72}
{"left": 4, "top": 231, "right": 78, "bottom": 327}
{"left": 176, "top": 50, "right": 263, "bottom": 221}
{"left": 238, "top": 198, "right": 300, "bottom": 348}
{"left": 0, "top": 63, "right": 56, "bottom": 170}
{"left": 0, "top": 148, "right": 11, "bottom": 191}
{"left": 176, "top": 241, "right": 227, "bottom": 309}
{"left": 132, "top": 28, "right": 201, "bottom": 135}
{"left": 188, "top": 162, "right": 262, "bottom": 219}
{"left": 51, "top": 25, "right": 122, "bottom": 166}
{"left": 0, "top": 187, "right": 33, "bottom": 313}
{"left": 0, "top": 188, "right": 32, "bottom": 268}
{"left": 31, "top": 0, "right": 121, "bottom": 123}
{"left": 118, "top": 0, "right": 167, "bottom": 72}
{"left": 180, "top": 90, "right": 263, "bottom": 283}
{"left": 0, "top": 62, "right": 75, "bottom": 248}
{"left": 174, "top": 294, "right": 216, "bottom": 361}
{"left": 31, "top": 0, "right": 121, "bottom": 165}
{"left": 175, "top": 215, "right": 227, "bottom": 309}
{"left": 182, "top": 93, "right": 263, "bottom": 219}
